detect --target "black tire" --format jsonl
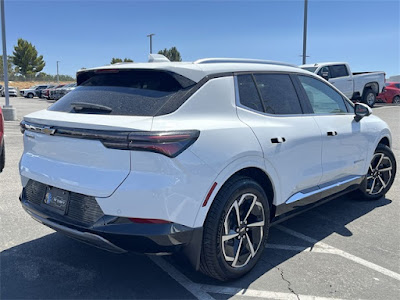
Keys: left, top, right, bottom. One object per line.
{"left": 0, "top": 142, "right": 5, "bottom": 173}
{"left": 353, "top": 144, "right": 396, "bottom": 200}
{"left": 362, "top": 89, "right": 376, "bottom": 107}
{"left": 200, "top": 175, "right": 270, "bottom": 281}
{"left": 27, "top": 93, "right": 34, "bottom": 98}
{"left": 393, "top": 96, "right": 400, "bottom": 104}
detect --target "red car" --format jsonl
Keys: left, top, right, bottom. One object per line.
{"left": 0, "top": 107, "right": 4, "bottom": 172}
{"left": 377, "top": 82, "right": 400, "bottom": 104}
{"left": 43, "top": 84, "right": 65, "bottom": 100}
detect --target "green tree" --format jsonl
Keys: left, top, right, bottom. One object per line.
{"left": 111, "top": 57, "right": 133, "bottom": 64}
{"left": 158, "top": 47, "right": 182, "bottom": 62}
{"left": 0, "top": 55, "right": 15, "bottom": 80}
{"left": 12, "top": 38, "right": 45, "bottom": 78}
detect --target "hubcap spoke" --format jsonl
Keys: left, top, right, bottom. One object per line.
{"left": 375, "top": 154, "right": 384, "bottom": 169}
{"left": 232, "top": 200, "right": 241, "bottom": 228}
{"left": 243, "top": 195, "right": 257, "bottom": 222}
{"left": 247, "top": 220, "right": 264, "bottom": 228}
{"left": 369, "top": 178, "right": 376, "bottom": 192}
{"left": 232, "top": 238, "right": 243, "bottom": 267}
{"left": 377, "top": 175, "right": 387, "bottom": 188}
{"left": 222, "top": 232, "right": 239, "bottom": 242}
{"left": 246, "top": 233, "right": 256, "bottom": 257}
{"left": 378, "top": 166, "right": 392, "bottom": 172}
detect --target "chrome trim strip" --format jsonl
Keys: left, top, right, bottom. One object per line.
{"left": 286, "top": 176, "right": 362, "bottom": 204}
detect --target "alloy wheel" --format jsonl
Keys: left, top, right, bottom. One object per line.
{"left": 366, "top": 153, "right": 393, "bottom": 195}
{"left": 221, "top": 193, "right": 265, "bottom": 268}
{"left": 366, "top": 93, "right": 375, "bottom": 106}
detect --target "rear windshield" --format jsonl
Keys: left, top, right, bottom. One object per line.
{"left": 48, "top": 69, "right": 196, "bottom": 116}
{"left": 301, "top": 67, "right": 317, "bottom": 73}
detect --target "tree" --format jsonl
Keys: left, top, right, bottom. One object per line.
{"left": 0, "top": 55, "right": 15, "bottom": 80}
{"left": 158, "top": 47, "right": 182, "bottom": 62}
{"left": 12, "top": 39, "right": 45, "bottom": 78}
{"left": 110, "top": 57, "right": 134, "bottom": 64}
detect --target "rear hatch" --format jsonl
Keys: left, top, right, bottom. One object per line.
{"left": 20, "top": 68, "right": 197, "bottom": 197}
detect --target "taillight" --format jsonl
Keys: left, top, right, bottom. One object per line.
{"left": 102, "top": 130, "right": 200, "bottom": 157}
{"left": 127, "top": 131, "right": 200, "bottom": 158}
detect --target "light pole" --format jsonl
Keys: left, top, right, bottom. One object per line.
{"left": 1, "top": 0, "right": 16, "bottom": 120}
{"left": 302, "top": 0, "right": 308, "bottom": 65}
{"left": 56, "top": 61, "right": 60, "bottom": 84}
{"left": 147, "top": 33, "right": 155, "bottom": 54}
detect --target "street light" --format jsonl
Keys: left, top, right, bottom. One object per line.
{"left": 56, "top": 61, "right": 60, "bottom": 84}
{"left": 302, "top": 0, "right": 308, "bottom": 65}
{"left": 147, "top": 33, "right": 155, "bottom": 54}
{"left": 1, "top": 0, "right": 16, "bottom": 120}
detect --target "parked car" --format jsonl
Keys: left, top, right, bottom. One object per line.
{"left": 51, "top": 83, "right": 76, "bottom": 101}
{"left": 300, "top": 62, "right": 385, "bottom": 107}
{"left": 0, "top": 106, "right": 4, "bottom": 173}
{"left": 39, "top": 85, "right": 55, "bottom": 98}
{"left": 20, "top": 84, "right": 53, "bottom": 98}
{"left": 19, "top": 56, "right": 396, "bottom": 281}
{"left": 377, "top": 82, "right": 400, "bottom": 104}
{"left": 1, "top": 86, "right": 18, "bottom": 97}
{"left": 43, "top": 84, "right": 64, "bottom": 100}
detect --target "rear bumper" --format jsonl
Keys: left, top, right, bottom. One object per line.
{"left": 19, "top": 191, "right": 202, "bottom": 256}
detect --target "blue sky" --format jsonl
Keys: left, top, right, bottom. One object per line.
{"left": 2, "top": 0, "right": 399, "bottom": 77}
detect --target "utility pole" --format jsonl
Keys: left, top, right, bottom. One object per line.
{"left": 147, "top": 33, "right": 155, "bottom": 54}
{"left": 1, "top": 0, "right": 16, "bottom": 120}
{"left": 302, "top": 0, "right": 308, "bottom": 65}
{"left": 56, "top": 61, "right": 60, "bottom": 84}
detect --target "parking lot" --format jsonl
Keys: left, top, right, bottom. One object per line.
{"left": 1, "top": 97, "right": 399, "bottom": 300}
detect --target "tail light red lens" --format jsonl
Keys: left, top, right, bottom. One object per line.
{"left": 127, "top": 131, "right": 200, "bottom": 158}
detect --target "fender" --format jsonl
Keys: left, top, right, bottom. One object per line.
{"left": 192, "top": 154, "right": 280, "bottom": 228}
{"left": 363, "top": 127, "right": 392, "bottom": 174}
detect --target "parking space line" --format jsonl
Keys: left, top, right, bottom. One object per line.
{"left": 275, "top": 225, "right": 400, "bottom": 281}
{"left": 149, "top": 256, "right": 215, "bottom": 300}
{"left": 201, "top": 285, "right": 350, "bottom": 300}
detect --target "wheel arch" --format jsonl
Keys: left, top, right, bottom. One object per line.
{"left": 363, "top": 82, "right": 379, "bottom": 96}
{"left": 193, "top": 156, "right": 279, "bottom": 228}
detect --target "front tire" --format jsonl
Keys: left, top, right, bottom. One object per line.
{"left": 362, "top": 89, "right": 376, "bottom": 107}
{"left": 355, "top": 144, "right": 396, "bottom": 200}
{"left": 200, "top": 176, "right": 270, "bottom": 281}
{"left": 0, "top": 142, "right": 5, "bottom": 173}
{"left": 27, "top": 93, "right": 34, "bottom": 98}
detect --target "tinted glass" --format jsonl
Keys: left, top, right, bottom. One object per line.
{"left": 253, "top": 74, "right": 302, "bottom": 114}
{"left": 301, "top": 67, "right": 317, "bottom": 73}
{"left": 395, "top": 84, "right": 400, "bottom": 89}
{"left": 329, "top": 65, "right": 349, "bottom": 78}
{"left": 298, "top": 75, "right": 348, "bottom": 114}
{"left": 49, "top": 70, "right": 196, "bottom": 116}
{"left": 317, "top": 66, "right": 331, "bottom": 78}
{"left": 237, "top": 75, "right": 263, "bottom": 112}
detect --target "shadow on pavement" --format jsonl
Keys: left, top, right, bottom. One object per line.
{"left": 0, "top": 194, "right": 392, "bottom": 299}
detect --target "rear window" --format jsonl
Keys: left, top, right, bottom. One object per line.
{"left": 48, "top": 69, "right": 196, "bottom": 116}
{"left": 301, "top": 67, "right": 317, "bottom": 73}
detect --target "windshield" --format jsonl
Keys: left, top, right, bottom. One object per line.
{"left": 48, "top": 69, "right": 196, "bottom": 116}
{"left": 301, "top": 67, "right": 318, "bottom": 73}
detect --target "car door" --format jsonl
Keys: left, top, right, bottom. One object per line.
{"left": 327, "top": 64, "right": 353, "bottom": 98}
{"left": 235, "top": 73, "right": 323, "bottom": 206}
{"left": 297, "top": 74, "right": 370, "bottom": 185}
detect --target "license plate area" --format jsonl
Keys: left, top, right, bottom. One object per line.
{"left": 42, "top": 187, "right": 69, "bottom": 215}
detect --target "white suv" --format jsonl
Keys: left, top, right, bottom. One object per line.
{"left": 19, "top": 56, "right": 396, "bottom": 281}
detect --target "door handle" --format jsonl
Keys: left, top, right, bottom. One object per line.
{"left": 327, "top": 131, "right": 338, "bottom": 136}
{"left": 271, "top": 137, "right": 286, "bottom": 143}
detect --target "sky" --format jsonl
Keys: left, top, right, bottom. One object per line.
{"left": 1, "top": 0, "right": 399, "bottom": 77}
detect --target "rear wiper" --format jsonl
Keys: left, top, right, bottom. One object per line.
{"left": 71, "top": 102, "right": 113, "bottom": 113}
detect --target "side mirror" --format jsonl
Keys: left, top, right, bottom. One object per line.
{"left": 320, "top": 72, "right": 330, "bottom": 81}
{"left": 354, "top": 103, "right": 372, "bottom": 122}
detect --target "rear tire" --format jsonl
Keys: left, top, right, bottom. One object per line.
{"left": 393, "top": 96, "right": 400, "bottom": 104}
{"left": 362, "top": 89, "right": 376, "bottom": 107}
{"left": 353, "top": 144, "right": 396, "bottom": 200}
{"left": 200, "top": 176, "right": 270, "bottom": 281}
{"left": 27, "top": 93, "right": 34, "bottom": 98}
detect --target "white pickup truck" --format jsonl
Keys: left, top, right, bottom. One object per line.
{"left": 300, "top": 62, "right": 385, "bottom": 107}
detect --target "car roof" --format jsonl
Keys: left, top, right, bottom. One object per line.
{"left": 300, "top": 62, "right": 348, "bottom": 68}
{"left": 79, "top": 58, "right": 313, "bottom": 83}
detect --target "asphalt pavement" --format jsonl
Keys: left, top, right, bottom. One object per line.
{"left": 1, "top": 97, "right": 399, "bottom": 299}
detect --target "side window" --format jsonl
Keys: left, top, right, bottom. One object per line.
{"left": 395, "top": 84, "right": 400, "bottom": 89}
{"left": 253, "top": 74, "right": 302, "bottom": 114}
{"left": 237, "top": 75, "right": 264, "bottom": 112}
{"left": 329, "top": 64, "right": 349, "bottom": 78}
{"left": 298, "top": 75, "right": 348, "bottom": 114}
